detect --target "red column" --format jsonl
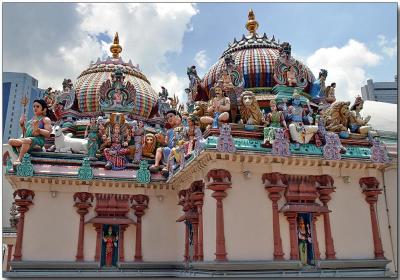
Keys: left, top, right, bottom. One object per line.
{"left": 131, "top": 194, "right": 149, "bottom": 262}
{"left": 192, "top": 192, "right": 204, "bottom": 261}
{"left": 360, "top": 177, "right": 385, "bottom": 259}
{"left": 191, "top": 217, "right": 199, "bottom": 261}
{"left": 284, "top": 212, "right": 299, "bottom": 260}
{"left": 94, "top": 224, "right": 102, "bottom": 262}
{"left": 311, "top": 214, "right": 321, "bottom": 260}
{"left": 264, "top": 186, "right": 285, "bottom": 260}
{"left": 318, "top": 187, "right": 336, "bottom": 259}
{"left": 73, "top": 192, "right": 93, "bottom": 262}
{"left": 12, "top": 189, "right": 34, "bottom": 261}
{"left": 119, "top": 225, "right": 128, "bottom": 262}
{"left": 6, "top": 244, "right": 13, "bottom": 271}
{"left": 184, "top": 221, "right": 189, "bottom": 262}
{"left": 206, "top": 169, "right": 232, "bottom": 262}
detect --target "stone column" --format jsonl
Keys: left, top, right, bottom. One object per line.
{"left": 284, "top": 212, "right": 299, "bottom": 260}
{"left": 316, "top": 175, "right": 336, "bottom": 260}
{"left": 73, "top": 192, "right": 94, "bottom": 262}
{"left": 6, "top": 244, "right": 13, "bottom": 271}
{"left": 131, "top": 194, "right": 149, "bottom": 262}
{"left": 264, "top": 185, "right": 285, "bottom": 260}
{"left": 318, "top": 187, "right": 336, "bottom": 259}
{"left": 191, "top": 215, "right": 199, "bottom": 261}
{"left": 311, "top": 214, "right": 321, "bottom": 260}
{"left": 119, "top": 224, "right": 128, "bottom": 262}
{"left": 184, "top": 221, "right": 190, "bottom": 262}
{"left": 192, "top": 192, "right": 204, "bottom": 261}
{"left": 12, "top": 189, "right": 34, "bottom": 261}
{"left": 206, "top": 169, "right": 232, "bottom": 262}
{"left": 360, "top": 177, "right": 385, "bottom": 259}
{"left": 94, "top": 224, "right": 102, "bottom": 262}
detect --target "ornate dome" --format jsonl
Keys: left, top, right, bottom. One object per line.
{"left": 75, "top": 33, "right": 157, "bottom": 118}
{"left": 201, "top": 10, "right": 315, "bottom": 95}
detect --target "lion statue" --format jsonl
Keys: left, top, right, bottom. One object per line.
{"left": 192, "top": 101, "right": 210, "bottom": 130}
{"left": 142, "top": 133, "right": 157, "bottom": 158}
{"left": 324, "top": 101, "right": 351, "bottom": 132}
{"left": 239, "top": 91, "right": 263, "bottom": 125}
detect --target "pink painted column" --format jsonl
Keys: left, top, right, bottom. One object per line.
{"left": 311, "top": 214, "right": 321, "bottom": 260}
{"left": 6, "top": 244, "right": 13, "bottom": 271}
{"left": 284, "top": 212, "right": 299, "bottom": 260}
{"left": 12, "top": 189, "right": 34, "bottom": 261}
{"left": 191, "top": 190, "right": 204, "bottom": 261}
{"left": 206, "top": 169, "right": 232, "bottom": 262}
{"left": 119, "top": 224, "right": 128, "bottom": 262}
{"left": 131, "top": 194, "right": 149, "bottom": 262}
{"left": 94, "top": 224, "right": 102, "bottom": 262}
{"left": 360, "top": 177, "right": 385, "bottom": 259}
{"left": 73, "top": 192, "right": 94, "bottom": 262}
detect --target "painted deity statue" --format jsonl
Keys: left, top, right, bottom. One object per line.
{"left": 200, "top": 84, "right": 230, "bottom": 128}
{"left": 85, "top": 117, "right": 99, "bottom": 158}
{"left": 103, "top": 123, "right": 130, "bottom": 170}
{"left": 9, "top": 99, "right": 53, "bottom": 165}
{"left": 325, "top": 82, "right": 337, "bottom": 104}
{"left": 310, "top": 69, "right": 328, "bottom": 103}
{"left": 314, "top": 103, "right": 329, "bottom": 147}
{"left": 184, "top": 115, "right": 198, "bottom": 155}
{"left": 132, "top": 120, "right": 145, "bottom": 163}
{"left": 239, "top": 91, "right": 263, "bottom": 125}
{"left": 263, "top": 100, "right": 287, "bottom": 145}
{"left": 348, "top": 96, "right": 372, "bottom": 136}
{"left": 103, "top": 225, "right": 118, "bottom": 267}
{"left": 149, "top": 110, "right": 182, "bottom": 173}
{"left": 287, "top": 92, "right": 318, "bottom": 146}
{"left": 142, "top": 134, "right": 157, "bottom": 158}
{"left": 298, "top": 217, "right": 312, "bottom": 266}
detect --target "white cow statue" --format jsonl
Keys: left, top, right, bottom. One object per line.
{"left": 53, "top": 126, "right": 88, "bottom": 154}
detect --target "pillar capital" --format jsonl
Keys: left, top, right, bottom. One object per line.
{"left": 206, "top": 169, "right": 231, "bottom": 184}
{"left": 359, "top": 177, "right": 380, "bottom": 190}
{"left": 131, "top": 194, "right": 149, "bottom": 216}
{"left": 262, "top": 172, "right": 287, "bottom": 187}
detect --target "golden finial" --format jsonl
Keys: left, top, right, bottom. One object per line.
{"left": 245, "top": 9, "right": 259, "bottom": 35}
{"left": 110, "top": 32, "right": 122, "bottom": 59}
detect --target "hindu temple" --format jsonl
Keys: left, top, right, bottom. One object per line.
{"left": 2, "top": 10, "right": 397, "bottom": 278}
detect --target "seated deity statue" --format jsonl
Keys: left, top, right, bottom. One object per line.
{"left": 103, "top": 122, "right": 130, "bottom": 170}
{"left": 348, "top": 96, "right": 372, "bottom": 136}
{"left": 200, "top": 85, "right": 230, "bottom": 128}
{"left": 287, "top": 92, "right": 318, "bottom": 146}
{"left": 8, "top": 99, "right": 53, "bottom": 165}
{"left": 325, "top": 82, "right": 336, "bottom": 104}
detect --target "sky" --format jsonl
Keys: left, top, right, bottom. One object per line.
{"left": 2, "top": 3, "right": 398, "bottom": 105}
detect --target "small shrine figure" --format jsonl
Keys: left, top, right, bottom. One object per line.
{"left": 194, "top": 127, "right": 206, "bottom": 155}
{"left": 84, "top": 117, "right": 99, "bottom": 158}
{"left": 297, "top": 217, "right": 312, "bottom": 266}
{"left": 310, "top": 69, "right": 328, "bottom": 103}
{"left": 9, "top": 99, "right": 53, "bottom": 165}
{"left": 314, "top": 103, "right": 329, "bottom": 147}
{"left": 370, "top": 136, "right": 390, "bottom": 163}
{"left": 200, "top": 84, "right": 230, "bottom": 128}
{"left": 217, "top": 123, "right": 236, "bottom": 153}
{"left": 103, "top": 225, "right": 118, "bottom": 267}
{"left": 132, "top": 120, "right": 145, "bottom": 163}
{"left": 348, "top": 96, "right": 372, "bottom": 136}
{"left": 263, "top": 99, "right": 287, "bottom": 145}
{"left": 325, "top": 82, "right": 336, "bottom": 104}
{"left": 149, "top": 110, "right": 182, "bottom": 173}
{"left": 103, "top": 123, "right": 130, "bottom": 170}
{"left": 287, "top": 92, "right": 318, "bottom": 147}
{"left": 272, "top": 128, "right": 291, "bottom": 157}
{"left": 323, "top": 132, "right": 342, "bottom": 160}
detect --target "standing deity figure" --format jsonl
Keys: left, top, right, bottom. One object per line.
{"left": 287, "top": 92, "right": 318, "bottom": 146}
{"left": 325, "top": 82, "right": 337, "bottom": 104}
{"left": 314, "top": 103, "right": 329, "bottom": 147}
{"left": 132, "top": 120, "right": 145, "bottom": 163}
{"left": 103, "top": 123, "right": 130, "bottom": 170}
{"left": 348, "top": 96, "right": 372, "bottom": 136}
{"left": 85, "top": 117, "right": 99, "bottom": 158}
{"left": 297, "top": 217, "right": 312, "bottom": 266}
{"left": 184, "top": 115, "right": 198, "bottom": 155}
{"left": 200, "top": 84, "right": 230, "bottom": 128}
{"left": 149, "top": 110, "right": 182, "bottom": 173}
{"left": 286, "top": 66, "right": 297, "bottom": 87}
{"left": 263, "top": 100, "right": 287, "bottom": 145}
{"left": 9, "top": 99, "right": 53, "bottom": 165}
{"left": 103, "top": 225, "right": 118, "bottom": 267}
{"left": 310, "top": 69, "right": 328, "bottom": 103}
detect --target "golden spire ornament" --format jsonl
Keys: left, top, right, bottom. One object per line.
{"left": 245, "top": 9, "right": 259, "bottom": 35}
{"left": 110, "top": 32, "right": 122, "bottom": 59}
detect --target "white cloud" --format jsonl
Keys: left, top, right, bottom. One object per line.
{"left": 194, "top": 50, "right": 209, "bottom": 69}
{"left": 4, "top": 3, "right": 198, "bottom": 105}
{"left": 377, "top": 34, "right": 396, "bottom": 58}
{"left": 363, "top": 101, "right": 397, "bottom": 132}
{"left": 306, "top": 39, "right": 382, "bottom": 101}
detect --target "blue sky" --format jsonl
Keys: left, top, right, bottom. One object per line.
{"left": 3, "top": 3, "right": 397, "bottom": 103}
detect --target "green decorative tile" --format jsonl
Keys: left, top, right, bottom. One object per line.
{"left": 16, "top": 154, "right": 34, "bottom": 177}
{"left": 78, "top": 157, "right": 94, "bottom": 180}
{"left": 137, "top": 160, "right": 151, "bottom": 184}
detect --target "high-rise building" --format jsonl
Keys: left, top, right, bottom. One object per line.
{"left": 361, "top": 75, "right": 398, "bottom": 104}
{"left": 2, "top": 72, "right": 44, "bottom": 143}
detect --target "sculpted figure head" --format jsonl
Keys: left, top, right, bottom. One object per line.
{"left": 143, "top": 133, "right": 157, "bottom": 158}
{"left": 239, "top": 91, "right": 263, "bottom": 125}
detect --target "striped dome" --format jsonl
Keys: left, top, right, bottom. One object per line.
{"left": 202, "top": 33, "right": 315, "bottom": 93}
{"left": 75, "top": 57, "right": 157, "bottom": 118}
